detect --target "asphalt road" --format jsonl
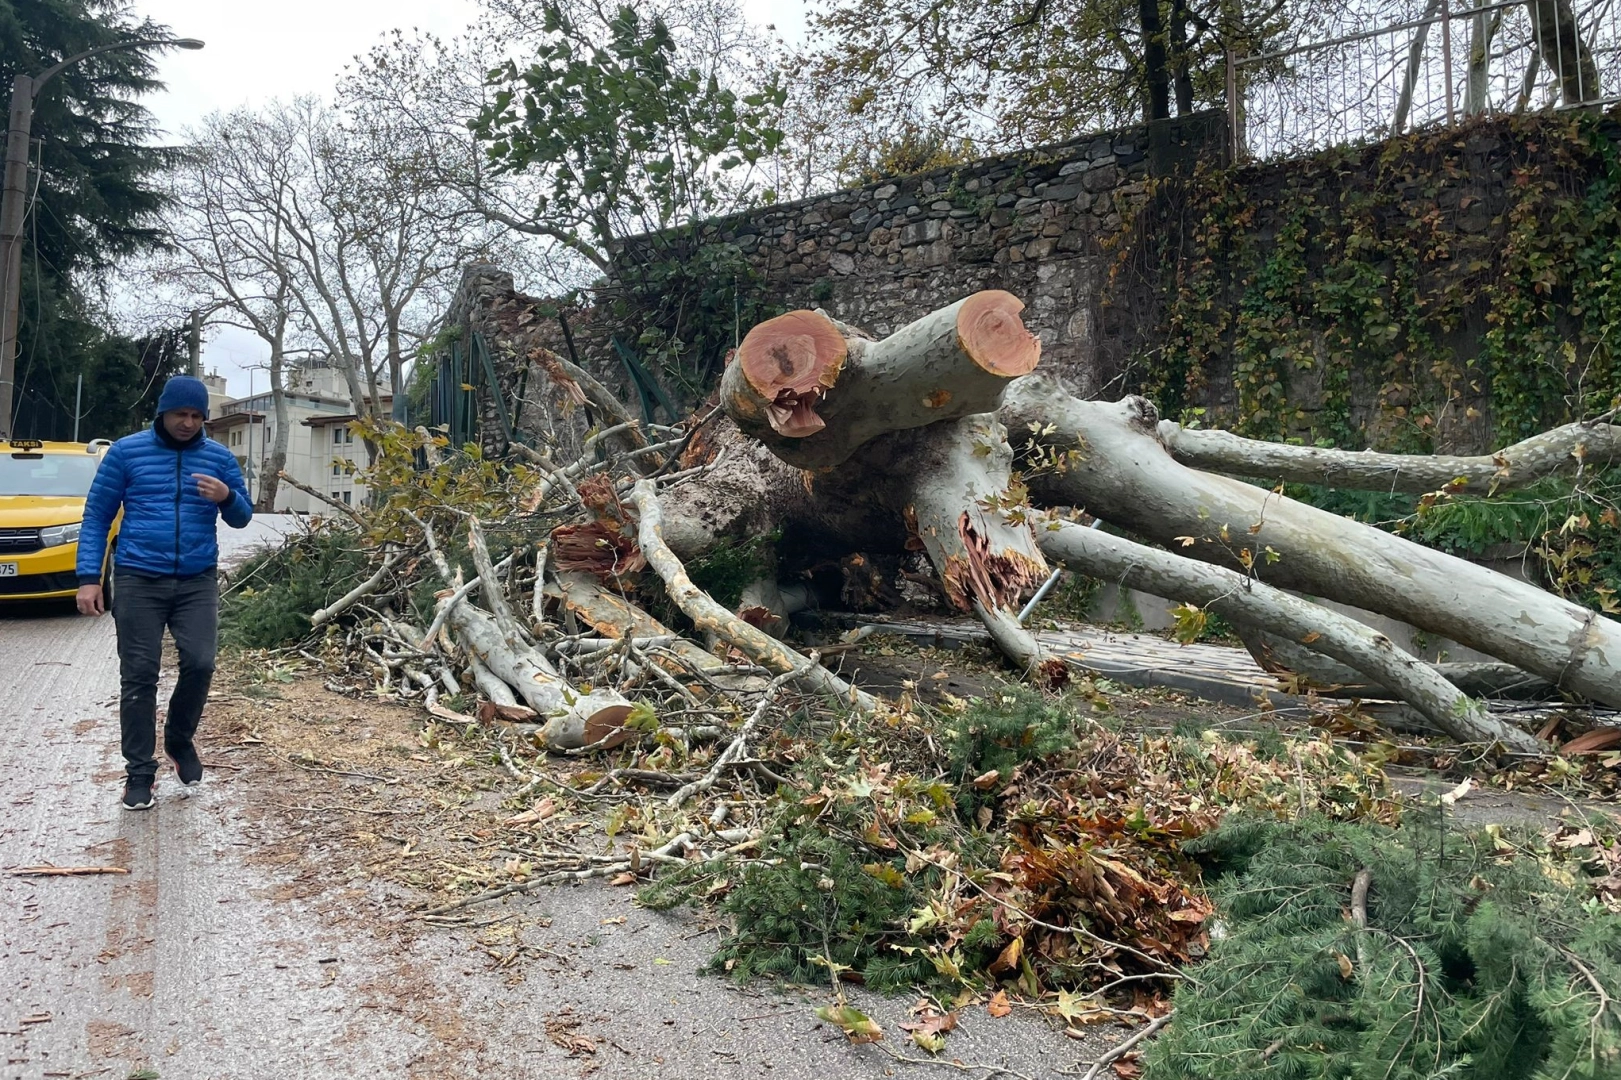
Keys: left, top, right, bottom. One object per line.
{"left": 0, "top": 515, "right": 1092, "bottom": 1080}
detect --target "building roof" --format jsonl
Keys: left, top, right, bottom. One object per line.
{"left": 205, "top": 411, "right": 264, "bottom": 430}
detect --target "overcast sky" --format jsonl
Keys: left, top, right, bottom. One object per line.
{"left": 127, "top": 0, "right": 808, "bottom": 398}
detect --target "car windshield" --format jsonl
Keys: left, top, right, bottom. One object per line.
{"left": 0, "top": 453, "right": 101, "bottom": 497}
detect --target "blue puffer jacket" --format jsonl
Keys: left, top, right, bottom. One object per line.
{"left": 76, "top": 422, "right": 253, "bottom": 584}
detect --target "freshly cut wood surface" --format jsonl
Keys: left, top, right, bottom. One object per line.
{"left": 734, "top": 309, "right": 849, "bottom": 436}
{"left": 957, "top": 290, "right": 1040, "bottom": 376}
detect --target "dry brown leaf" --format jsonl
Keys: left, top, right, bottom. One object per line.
{"left": 988, "top": 990, "right": 1012, "bottom": 1018}
{"left": 988, "top": 935, "right": 1023, "bottom": 976}
{"left": 1113, "top": 1053, "right": 1144, "bottom": 1079}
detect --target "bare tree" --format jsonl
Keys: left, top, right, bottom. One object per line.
{"left": 158, "top": 100, "right": 508, "bottom": 468}
{"left": 341, "top": 0, "right": 782, "bottom": 279}
{"left": 160, "top": 116, "right": 301, "bottom": 509}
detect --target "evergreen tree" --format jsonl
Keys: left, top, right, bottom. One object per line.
{"left": 0, "top": 0, "right": 182, "bottom": 438}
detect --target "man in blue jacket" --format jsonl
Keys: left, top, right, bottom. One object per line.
{"left": 75, "top": 375, "right": 254, "bottom": 811}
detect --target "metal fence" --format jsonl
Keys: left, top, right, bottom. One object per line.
{"left": 1229, "top": 0, "right": 1621, "bottom": 161}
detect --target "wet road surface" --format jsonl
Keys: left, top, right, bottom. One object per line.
{"left": 1, "top": 517, "right": 1090, "bottom": 1079}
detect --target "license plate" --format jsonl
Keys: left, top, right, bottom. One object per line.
{"left": 0, "top": 563, "right": 16, "bottom": 577}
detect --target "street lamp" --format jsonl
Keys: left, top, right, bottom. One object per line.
{"left": 0, "top": 36, "right": 204, "bottom": 439}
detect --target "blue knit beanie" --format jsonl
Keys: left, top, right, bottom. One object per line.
{"left": 156, "top": 375, "right": 210, "bottom": 418}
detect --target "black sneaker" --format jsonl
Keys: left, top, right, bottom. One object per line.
{"left": 122, "top": 775, "right": 155, "bottom": 812}
{"left": 166, "top": 740, "right": 203, "bottom": 789}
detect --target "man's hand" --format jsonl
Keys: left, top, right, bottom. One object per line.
{"left": 193, "top": 473, "right": 231, "bottom": 504}
{"left": 76, "top": 584, "right": 104, "bottom": 617}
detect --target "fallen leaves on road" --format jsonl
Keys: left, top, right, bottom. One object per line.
{"left": 544, "top": 1011, "right": 598, "bottom": 1056}
{"left": 987, "top": 990, "right": 1012, "bottom": 1017}
{"left": 899, "top": 1006, "right": 958, "bottom": 1052}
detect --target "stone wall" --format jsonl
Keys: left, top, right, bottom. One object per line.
{"left": 613, "top": 110, "right": 1228, "bottom": 398}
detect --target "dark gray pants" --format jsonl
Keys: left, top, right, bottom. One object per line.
{"left": 113, "top": 571, "right": 219, "bottom": 779}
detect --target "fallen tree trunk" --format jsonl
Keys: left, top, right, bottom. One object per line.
{"left": 1236, "top": 625, "right": 1558, "bottom": 701}
{"left": 1159, "top": 416, "right": 1621, "bottom": 493}
{"left": 721, "top": 291, "right": 1039, "bottom": 469}
{"left": 1004, "top": 379, "right": 1621, "bottom": 709}
{"left": 1039, "top": 520, "right": 1540, "bottom": 750}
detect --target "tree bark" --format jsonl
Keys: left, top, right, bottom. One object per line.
{"left": 445, "top": 598, "right": 635, "bottom": 751}
{"left": 721, "top": 291, "right": 1038, "bottom": 470}
{"left": 1526, "top": 0, "right": 1601, "bottom": 105}
{"left": 1139, "top": 0, "right": 1172, "bottom": 122}
{"left": 1394, "top": 0, "right": 1445, "bottom": 133}
{"left": 1002, "top": 378, "right": 1621, "bottom": 709}
{"left": 1157, "top": 416, "right": 1621, "bottom": 493}
{"left": 901, "top": 414, "right": 1050, "bottom": 674}
{"left": 1039, "top": 520, "right": 1540, "bottom": 750}
{"left": 1235, "top": 624, "right": 1556, "bottom": 700}
{"left": 262, "top": 340, "right": 290, "bottom": 512}
{"left": 1464, "top": 3, "right": 1502, "bottom": 116}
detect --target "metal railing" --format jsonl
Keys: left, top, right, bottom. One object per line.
{"left": 1228, "top": 0, "right": 1621, "bottom": 161}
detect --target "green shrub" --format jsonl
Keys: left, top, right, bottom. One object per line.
{"left": 942, "top": 687, "right": 1080, "bottom": 814}
{"left": 221, "top": 529, "right": 371, "bottom": 649}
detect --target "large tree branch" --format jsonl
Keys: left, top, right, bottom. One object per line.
{"left": 1039, "top": 519, "right": 1540, "bottom": 750}
{"left": 1157, "top": 417, "right": 1621, "bottom": 494}
{"left": 1003, "top": 378, "right": 1621, "bottom": 710}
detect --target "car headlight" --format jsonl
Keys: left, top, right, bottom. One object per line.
{"left": 40, "top": 521, "right": 82, "bottom": 547}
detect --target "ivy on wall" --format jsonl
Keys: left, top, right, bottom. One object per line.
{"left": 608, "top": 235, "right": 780, "bottom": 406}
{"left": 1114, "top": 109, "right": 1621, "bottom": 454}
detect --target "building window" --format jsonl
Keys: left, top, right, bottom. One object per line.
{"left": 332, "top": 461, "right": 342, "bottom": 476}
{"left": 342, "top": 490, "right": 352, "bottom": 505}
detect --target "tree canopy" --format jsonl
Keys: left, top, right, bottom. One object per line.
{"left": 797, "top": 0, "right": 1289, "bottom": 158}
{"left": 471, "top": 3, "right": 785, "bottom": 265}
{"left": 0, "top": 0, "right": 184, "bottom": 438}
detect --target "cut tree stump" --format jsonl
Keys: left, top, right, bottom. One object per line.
{"left": 722, "top": 291, "right": 1039, "bottom": 469}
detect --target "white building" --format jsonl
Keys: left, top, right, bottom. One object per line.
{"left": 205, "top": 360, "right": 389, "bottom": 514}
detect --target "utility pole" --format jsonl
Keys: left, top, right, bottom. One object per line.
{"left": 188, "top": 307, "right": 201, "bottom": 377}
{"left": 0, "top": 75, "right": 34, "bottom": 440}
{"left": 72, "top": 370, "right": 81, "bottom": 441}
{"left": 0, "top": 37, "right": 204, "bottom": 440}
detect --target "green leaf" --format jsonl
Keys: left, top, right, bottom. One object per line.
{"left": 814, "top": 1003, "right": 882, "bottom": 1043}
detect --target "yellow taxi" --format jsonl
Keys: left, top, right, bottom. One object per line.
{"left": 0, "top": 438, "right": 120, "bottom": 603}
